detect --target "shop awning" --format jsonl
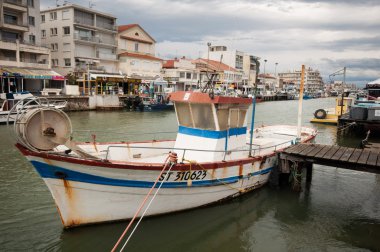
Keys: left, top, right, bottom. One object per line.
{"left": 0, "top": 67, "right": 64, "bottom": 80}
{"left": 91, "top": 73, "right": 126, "bottom": 81}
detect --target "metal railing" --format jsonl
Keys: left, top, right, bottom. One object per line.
{"left": 102, "top": 139, "right": 295, "bottom": 162}
{"left": 74, "top": 34, "right": 100, "bottom": 43}
{"left": 71, "top": 130, "right": 177, "bottom": 143}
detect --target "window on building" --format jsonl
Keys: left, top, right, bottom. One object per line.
{"left": 28, "top": 16, "right": 35, "bottom": 26}
{"left": 41, "top": 14, "right": 45, "bottom": 23}
{"left": 50, "top": 28, "right": 58, "bottom": 36}
{"left": 51, "top": 43, "right": 58, "bottom": 51}
{"left": 134, "top": 43, "right": 138, "bottom": 52}
{"left": 29, "top": 35, "right": 35, "bottom": 44}
{"left": 52, "top": 59, "right": 58, "bottom": 67}
{"left": 192, "top": 73, "right": 198, "bottom": 79}
{"left": 50, "top": 12, "right": 57, "bottom": 20}
{"left": 41, "top": 30, "right": 46, "bottom": 38}
{"left": 63, "top": 26, "right": 70, "bottom": 35}
{"left": 27, "top": 0, "right": 34, "bottom": 7}
{"left": 186, "top": 72, "right": 191, "bottom": 79}
{"left": 64, "top": 58, "right": 71, "bottom": 66}
{"left": 179, "top": 72, "right": 185, "bottom": 78}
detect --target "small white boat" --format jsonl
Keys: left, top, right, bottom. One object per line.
{"left": 0, "top": 92, "right": 67, "bottom": 124}
{"left": 13, "top": 91, "right": 316, "bottom": 228}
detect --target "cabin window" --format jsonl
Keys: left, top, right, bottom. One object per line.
{"left": 217, "top": 109, "right": 229, "bottom": 130}
{"left": 230, "top": 109, "right": 239, "bottom": 128}
{"left": 217, "top": 108, "right": 247, "bottom": 130}
{"left": 191, "top": 103, "right": 215, "bottom": 130}
{"left": 239, "top": 110, "right": 247, "bottom": 126}
{"left": 175, "top": 102, "right": 193, "bottom": 127}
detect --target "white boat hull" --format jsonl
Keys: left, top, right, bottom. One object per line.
{"left": 23, "top": 151, "right": 278, "bottom": 227}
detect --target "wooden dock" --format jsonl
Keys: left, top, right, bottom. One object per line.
{"left": 279, "top": 143, "right": 380, "bottom": 174}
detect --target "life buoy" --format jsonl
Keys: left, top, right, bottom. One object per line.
{"left": 314, "top": 109, "right": 327, "bottom": 119}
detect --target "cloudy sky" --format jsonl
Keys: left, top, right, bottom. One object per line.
{"left": 41, "top": 0, "right": 380, "bottom": 85}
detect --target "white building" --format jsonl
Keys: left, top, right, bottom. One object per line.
{"left": 206, "top": 45, "right": 258, "bottom": 87}
{"left": 40, "top": 3, "right": 118, "bottom": 78}
{"left": 0, "top": 0, "right": 56, "bottom": 94}
{"left": 162, "top": 57, "right": 201, "bottom": 91}
{"left": 117, "top": 24, "right": 162, "bottom": 94}
{"left": 278, "top": 67, "right": 324, "bottom": 91}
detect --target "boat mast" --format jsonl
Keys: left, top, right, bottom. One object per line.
{"left": 297, "top": 65, "right": 305, "bottom": 142}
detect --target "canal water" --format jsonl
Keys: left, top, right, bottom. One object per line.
{"left": 0, "top": 98, "right": 379, "bottom": 251}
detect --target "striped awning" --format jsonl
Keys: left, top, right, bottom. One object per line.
{"left": 0, "top": 67, "right": 64, "bottom": 80}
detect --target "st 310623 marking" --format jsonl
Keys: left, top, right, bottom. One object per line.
{"left": 159, "top": 170, "right": 207, "bottom": 182}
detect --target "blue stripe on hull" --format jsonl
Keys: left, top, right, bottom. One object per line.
{"left": 30, "top": 160, "right": 272, "bottom": 188}
{"left": 178, "top": 126, "right": 247, "bottom": 139}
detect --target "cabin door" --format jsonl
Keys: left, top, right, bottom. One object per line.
{"left": 226, "top": 108, "right": 239, "bottom": 152}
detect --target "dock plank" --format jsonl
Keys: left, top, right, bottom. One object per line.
{"left": 314, "top": 145, "right": 331, "bottom": 158}
{"left": 366, "top": 151, "right": 378, "bottom": 166}
{"left": 298, "top": 145, "right": 317, "bottom": 156}
{"left": 331, "top": 147, "right": 348, "bottom": 161}
{"left": 292, "top": 144, "right": 312, "bottom": 155}
{"left": 348, "top": 149, "right": 363, "bottom": 163}
{"left": 339, "top": 148, "right": 355, "bottom": 162}
{"left": 357, "top": 149, "right": 371, "bottom": 165}
{"left": 307, "top": 144, "right": 324, "bottom": 157}
{"left": 322, "top": 146, "right": 341, "bottom": 159}
{"left": 284, "top": 144, "right": 304, "bottom": 154}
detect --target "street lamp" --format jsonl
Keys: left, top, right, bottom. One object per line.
{"left": 275, "top": 62, "right": 278, "bottom": 76}
{"left": 263, "top": 59, "right": 267, "bottom": 86}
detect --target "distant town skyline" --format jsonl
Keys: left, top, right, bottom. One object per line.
{"left": 41, "top": 0, "right": 380, "bottom": 86}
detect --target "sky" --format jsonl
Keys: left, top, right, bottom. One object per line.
{"left": 41, "top": 0, "right": 380, "bottom": 86}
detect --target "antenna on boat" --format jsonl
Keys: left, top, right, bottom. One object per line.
{"left": 329, "top": 67, "right": 347, "bottom": 116}
{"left": 296, "top": 65, "right": 306, "bottom": 142}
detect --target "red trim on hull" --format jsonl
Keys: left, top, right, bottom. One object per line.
{"left": 15, "top": 134, "right": 316, "bottom": 171}
{"left": 15, "top": 143, "right": 262, "bottom": 171}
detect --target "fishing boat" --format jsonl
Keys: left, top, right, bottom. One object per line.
{"left": 310, "top": 97, "right": 353, "bottom": 125}
{"left": 11, "top": 88, "right": 316, "bottom": 228}
{"left": 0, "top": 92, "right": 67, "bottom": 124}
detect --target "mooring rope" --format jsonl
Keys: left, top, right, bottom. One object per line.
{"left": 111, "top": 154, "right": 174, "bottom": 252}
{"left": 337, "top": 122, "right": 356, "bottom": 132}
{"left": 119, "top": 161, "right": 176, "bottom": 252}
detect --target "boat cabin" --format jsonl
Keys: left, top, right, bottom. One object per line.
{"left": 170, "top": 91, "right": 252, "bottom": 162}
{"left": 336, "top": 97, "right": 353, "bottom": 115}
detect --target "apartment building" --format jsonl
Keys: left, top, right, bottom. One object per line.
{"left": 0, "top": 0, "right": 55, "bottom": 93}
{"left": 40, "top": 3, "right": 119, "bottom": 79}
{"left": 162, "top": 57, "right": 201, "bottom": 91}
{"left": 117, "top": 24, "right": 163, "bottom": 94}
{"left": 206, "top": 45, "right": 258, "bottom": 87}
{"left": 278, "top": 67, "right": 324, "bottom": 91}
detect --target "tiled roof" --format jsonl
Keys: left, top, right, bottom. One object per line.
{"left": 117, "top": 24, "right": 156, "bottom": 43}
{"left": 119, "top": 35, "right": 153, "bottom": 44}
{"left": 192, "top": 59, "right": 238, "bottom": 72}
{"left": 118, "top": 52, "right": 162, "bottom": 61}
{"left": 258, "top": 73, "right": 276, "bottom": 79}
{"left": 162, "top": 59, "right": 179, "bottom": 68}
{"left": 118, "top": 24, "right": 138, "bottom": 32}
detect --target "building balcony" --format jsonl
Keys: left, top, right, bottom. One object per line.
{"left": 1, "top": 20, "right": 29, "bottom": 32}
{"left": 97, "top": 52, "right": 117, "bottom": 61}
{"left": 3, "top": 0, "right": 27, "bottom": 11}
{"left": 74, "top": 65, "right": 105, "bottom": 72}
{"left": 74, "top": 51, "right": 98, "bottom": 60}
{"left": 0, "top": 39, "right": 18, "bottom": 50}
{"left": 74, "top": 33, "right": 100, "bottom": 44}
{"left": 96, "top": 24, "right": 117, "bottom": 32}
{"left": 19, "top": 61, "right": 50, "bottom": 69}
